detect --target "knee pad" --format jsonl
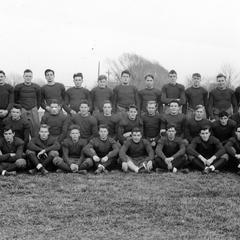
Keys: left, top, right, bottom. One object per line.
{"left": 15, "top": 158, "right": 27, "bottom": 168}
{"left": 52, "top": 157, "right": 63, "bottom": 166}
{"left": 49, "top": 151, "right": 59, "bottom": 158}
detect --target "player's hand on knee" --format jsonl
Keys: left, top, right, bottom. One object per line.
{"left": 93, "top": 155, "right": 100, "bottom": 162}
{"left": 101, "top": 156, "right": 108, "bottom": 163}
{"left": 70, "top": 163, "right": 79, "bottom": 172}
{"left": 147, "top": 161, "right": 153, "bottom": 171}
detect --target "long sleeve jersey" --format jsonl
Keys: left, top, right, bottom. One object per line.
{"left": 41, "top": 113, "right": 70, "bottom": 142}
{"left": 91, "top": 86, "right": 113, "bottom": 111}
{"left": 65, "top": 87, "right": 92, "bottom": 113}
{"left": 61, "top": 138, "right": 88, "bottom": 165}
{"left": 119, "top": 138, "right": 154, "bottom": 162}
{"left": 208, "top": 88, "right": 237, "bottom": 119}
{"left": 41, "top": 83, "right": 66, "bottom": 110}
{"left": 185, "top": 86, "right": 208, "bottom": 109}
{"left": 27, "top": 135, "right": 60, "bottom": 153}
{"left": 14, "top": 83, "right": 41, "bottom": 110}
{"left": 83, "top": 137, "right": 119, "bottom": 159}
{"left": 156, "top": 136, "right": 185, "bottom": 160}
{"left": 0, "top": 83, "right": 14, "bottom": 111}
{"left": 0, "top": 137, "right": 24, "bottom": 162}
{"left": 113, "top": 85, "right": 140, "bottom": 111}
{"left": 71, "top": 114, "right": 98, "bottom": 140}
{"left": 225, "top": 136, "right": 240, "bottom": 156}
{"left": 138, "top": 88, "right": 162, "bottom": 113}
{"left": 211, "top": 119, "right": 236, "bottom": 144}
{"left": 161, "top": 83, "right": 186, "bottom": 106}
{"left": 187, "top": 135, "right": 225, "bottom": 158}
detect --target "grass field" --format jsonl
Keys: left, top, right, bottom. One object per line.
{"left": 1, "top": 171, "right": 240, "bottom": 240}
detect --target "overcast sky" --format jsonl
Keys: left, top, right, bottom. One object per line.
{"left": 1, "top": 0, "right": 239, "bottom": 87}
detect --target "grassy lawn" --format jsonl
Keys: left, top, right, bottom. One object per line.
{"left": 1, "top": 171, "right": 240, "bottom": 240}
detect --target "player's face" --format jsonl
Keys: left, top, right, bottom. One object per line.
{"left": 45, "top": 71, "right": 55, "bottom": 83}
{"left": 169, "top": 103, "right": 179, "bottom": 114}
{"left": 0, "top": 73, "right": 6, "bottom": 85}
{"left": 217, "top": 77, "right": 226, "bottom": 89}
{"left": 79, "top": 104, "right": 89, "bottom": 115}
{"left": 168, "top": 73, "right": 177, "bottom": 84}
{"left": 11, "top": 108, "right": 21, "bottom": 120}
{"left": 99, "top": 128, "right": 108, "bottom": 140}
{"left": 98, "top": 79, "right": 107, "bottom": 88}
{"left": 147, "top": 103, "right": 157, "bottom": 115}
{"left": 195, "top": 108, "right": 204, "bottom": 119}
{"left": 50, "top": 103, "right": 60, "bottom": 115}
{"left": 167, "top": 127, "right": 176, "bottom": 139}
{"left": 121, "top": 73, "right": 130, "bottom": 85}
{"left": 132, "top": 131, "right": 142, "bottom": 143}
{"left": 145, "top": 76, "right": 154, "bottom": 88}
{"left": 200, "top": 129, "right": 210, "bottom": 142}
{"left": 39, "top": 127, "right": 49, "bottom": 140}
{"left": 128, "top": 108, "right": 137, "bottom": 120}
{"left": 235, "top": 127, "right": 240, "bottom": 141}
{"left": 219, "top": 116, "right": 228, "bottom": 126}
{"left": 4, "top": 129, "right": 14, "bottom": 142}
{"left": 192, "top": 76, "right": 201, "bottom": 87}
{"left": 70, "top": 129, "right": 80, "bottom": 141}
{"left": 23, "top": 72, "right": 33, "bottom": 85}
{"left": 103, "top": 103, "right": 112, "bottom": 115}
{"left": 73, "top": 77, "right": 83, "bottom": 88}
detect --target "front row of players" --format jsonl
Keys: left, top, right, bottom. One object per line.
{"left": 2, "top": 122, "right": 240, "bottom": 176}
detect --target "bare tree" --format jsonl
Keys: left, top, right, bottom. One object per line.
{"left": 107, "top": 53, "right": 169, "bottom": 89}
{"left": 220, "top": 64, "right": 240, "bottom": 88}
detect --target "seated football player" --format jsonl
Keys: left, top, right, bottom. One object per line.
{"left": 184, "top": 105, "right": 212, "bottom": 144}
{"left": 3, "top": 104, "right": 30, "bottom": 148}
{"left": 161, "top": 100, "right": 185, "bottom": 138}
{"left": 41, "top": 100, "right": 70, "bottom": 142}
{"left": 142, "top": 101, "right": 163, "bottom": 148}
{"left": 119, "top": 127, "right": 154, "bottom": 173}
{"left": 71, "top": 100, "right": 98, "bottom": 141}
{"left": 83, "top": 124, "right": 120, "bottom": 174}
{"left": 118, "top": 104, "right": 143, "bottom": 144}
{"left": 225, "top": 125, "right": 240, "bottom": 174}
{"left": 187, "top": 125, "right": 226, "bottom": 174}
{"left": 0, "top": 127, "right": 26, "bottom": 176}
{"left": 211, "top": 111, "right": 236, "bottom": 145}
{"left": 26, "top": 124, "right": 62, "bottom": 174}
{"left": 95, "top": 100, "right": 120, "bottom": 140}
{"left": 155, "top": 124, "right": 187, "bottom": 173}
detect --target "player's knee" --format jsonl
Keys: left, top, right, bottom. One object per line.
{"left": 26, "top": 150, "right": 36, "bottom": 156}
{"left": 84, "top": 158, "right": 94, "bottom": 168}
{"left": 49, "top": 151, "right": 59, "bottom": 158}
{"left": 52, "top": 157, "right": 63, "bottom": 166}
{"left": 221, "top": 153, "right": 229, "bottom": 161}
{"left": 15, "top": 158, "right": 27, "bottom": 168}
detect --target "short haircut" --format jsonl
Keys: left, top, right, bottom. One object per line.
{"left": 144, "top": 74, "right": 154, "bottom": 80}
{"left": 3, "top": 126, "right": 14, "bottom": 133}
{"left": 73, "top": 72, "right": 83, "bottom": 79}
{"left": 216, "top": 73, "right": 226, "bottom": 79}
{"left": 11, "top": 104, "right": 22, "bottom": 110}
{"left": 147, "top": 100, "right": 157, "bottom": 106}
{"left": 235, "top": 125, "right": 240, "bottom": 132}
{"left": 192, "top": 73, "right": 201, "bottom": 78}
{"left": 166, "top": 124, "right": 176, "bottom": 131}
{"left": 39, "top": 124, "right": 50, "bottom": 130}
{"left": 219, "top": 111, "right": 229, "bottom": 118}
{"left": 0, "top": 70, "right": 6, "bottom": 76}
{"left": 45, "top": 69, "right": 55, "bottom": 76}
{"left": 195, "top": 104, "right": 204, "bottom": 111}
{"left": 79, "top": 99, "right": 89, "bottom": 106}
{"left": 168, "top": 69, "right": 177, "bottom": 75}
{"left": 200, "top": 125, "right": 211, "bottom": 132}
{"left": 131, "top": 127, "right": 142, "bottom": 134}
{"left": 50, "top": 99, "right": 61, "bottom": 106}
{"left": 121, "top": 70, "right": 131, "bottom": 77}
{"left": 169, "top": 99, "right": 180, "bottom": 106}
{"left": 98, "top": 124, "right": 109, "bottom": 131}
{"left": 128, "top": 104, "right": 138, "bottom": 111}
{"left": 98, "top": 74, "right": 107, "bottom": 81}
{"left": 24, "top": 69, "right": 33, "bottom": 74}
{"left": 69, "top": 124, "right": 80, "bottom": 132}
{"left": 103, "top": 100, "right": 112, "bottom": 106}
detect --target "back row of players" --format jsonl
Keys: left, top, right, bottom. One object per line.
{"left": 1, "top": 68, "right": 240, "bottom": 176}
